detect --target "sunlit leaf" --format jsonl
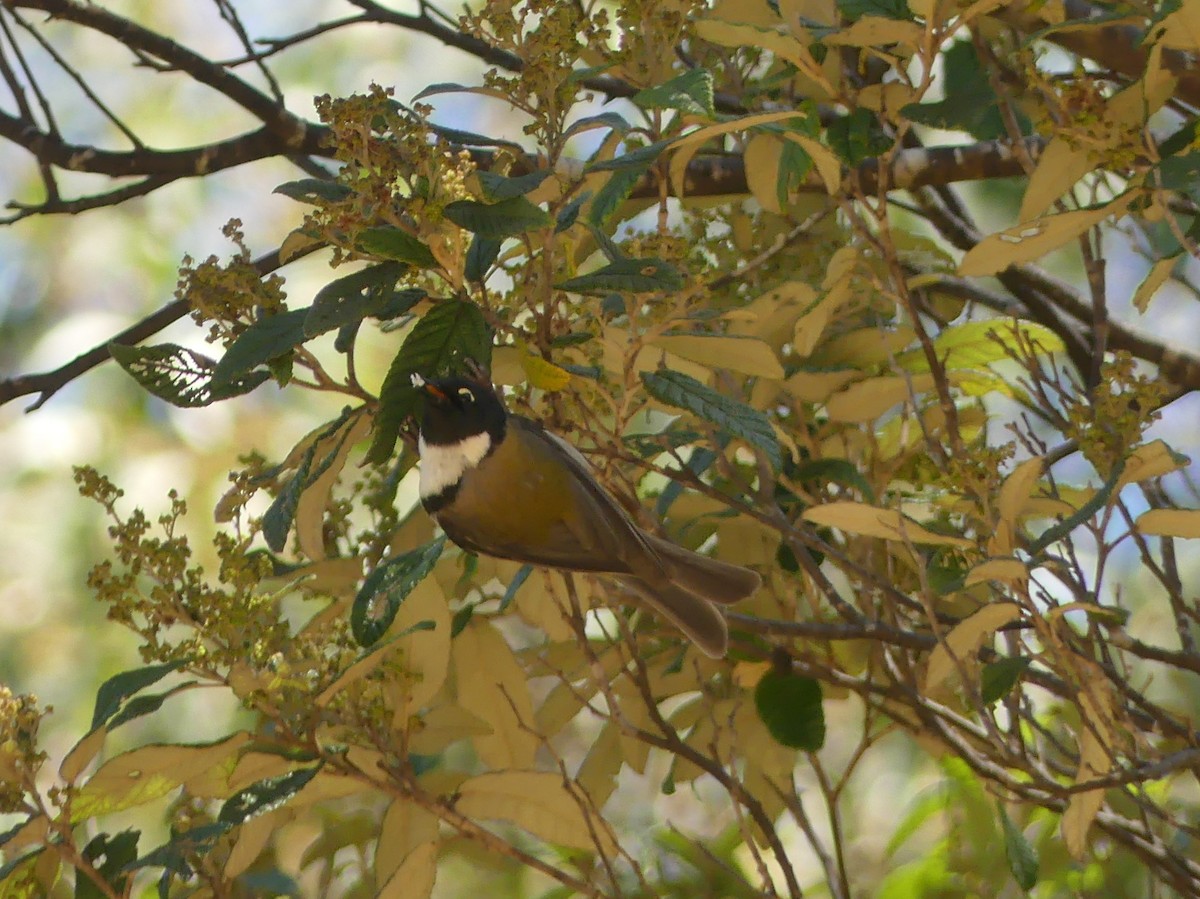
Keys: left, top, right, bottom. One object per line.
{"left": 110, "top": 343, "right": 269, "bottom": 407}
{"left": 633, "top": 68, "right": 715, "bottom": 116}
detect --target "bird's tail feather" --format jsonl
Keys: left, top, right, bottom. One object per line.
{"left": 620, "top": 577, "right": 729, "bottom": 658}
{"left": 642, "top": 534, "right": 761, "bottom": 605}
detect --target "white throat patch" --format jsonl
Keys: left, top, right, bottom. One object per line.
{"left": 418, "top": 432, "right": 493, "bottom": 499}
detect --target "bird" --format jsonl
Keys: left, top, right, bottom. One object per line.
{"left": 415, "top": 375, "right": 761, "bottom": 657}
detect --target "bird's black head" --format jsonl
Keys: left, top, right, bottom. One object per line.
{"left": 419, "top": 377, "right": 507, "bottom": 447}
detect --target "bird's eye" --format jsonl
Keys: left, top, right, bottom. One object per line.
{"left": 457, "top": 387, "right": 475, "bottom": 402}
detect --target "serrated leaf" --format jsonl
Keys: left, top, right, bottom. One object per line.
{"left": 352, "top": 537, "right": 446, "bottom": 647}
{"left": 110, "top": 343, "right": 269, "bottom": 408}
{"left": 91, "top": 660, "right": 189, "bottom": 731}
{"left": 557, "top": 258, "right": 683, "bottom": 293}
{"left": 900, "top": 40, "right": 1021, "bottom": 141}
{"left": 365, "top": 300, "right": 491, "bottom": 463}
{"left": 218, "top": 767, "right": 321, "bottom": 826}
{"left": 588, "top": 164, "right": 650, "bottom": 227}
{"left": 633, "top": 68, "right": 715, "bottom": 116}
{"left": 641, "top": 369, "right": 781, "bottom": 471}
{"left": 998, "top": 803, "right": 1040, "bottom": 890}
{"left": 306, "top": 264, "right": 423, "bottom": 337}
{"left": 555, "top": 191, "right": 590, "bottom": 233}
{"left": 754, "top": 669, "right": 825, "bottom": 750}
{"left": 477, "top": 169, "right": 550, "bottom": 201}
{"left": 981, "top": 656, "right": 1032, "bottom": 704}
{"left": 212, "top": 308, "right": 310, "bottom": 387}
{"left": 273, "top": 179, "right": 352, "bottom": 203}
{"left": 443, "top": 197, "right": 551, "bottom": 239}
{"left": 357, "top": 227, "right": 438, "bottom": 267}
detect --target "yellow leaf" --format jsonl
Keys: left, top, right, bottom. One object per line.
{"left": 825, "top": 373, "right": 935, "bottom": 422}
{"left": 649, "top": 333, "right": 784, "bottom": 378}
{"left": 924, "top": 604, "right": 1022, "bottom": 693}
{"left": 728, "top": 280, "right": 818, "bottom": 350}
{"left": 225, "top": 810, "right": 284, "bottom": 879}
{"left": 1063, "top": 723, "right": 1112, "bottom": 860}
{"left": 1131, "top": 255, "right": 1180, "bottom": 314}
{"left": 279, "top": 228, "right": 322, "bottom": 264}
{"left": 389, "top": 577, "right": 451, "bottom": 712}
{"left": 1135, "top": 509, "right": 1200, "bottom": 539}
{"left": 376, "top": 800, "right": 438, "bottom": 885}
{"left": 519, "top": 346, "right": 572, "bottom": 391}
{"left": 958, "top": 195, "right": 1133, "bottom": 276}
{"left": 694, "top": 19, "right": 819, "bottom": 72}
{"left": 963, "top": 558, "right": 1029, "bottom": 588}
{"left": 406, "top": 704, "right": 492, "bottom": 754}
{"left": 782, "top": 369, "right": 859, "bottom": 403}
{"left": 453, "top": 621, "right": 539, "bottom": 768}
{"left": 517, "top": 571, "right": 576, "bottom": 642}
{"left": 793, "top": 276, "right": 853, "bottom": 356}
{"left": 575, "top": 722, "right": 622, "bottom": 808}
{"left": 821, "top": 16, "right": 924, "bottom": 49}
{"left": 1118, "top": 440, "right": 1190, "bottom": 490}
{"left": 1018, "top": 137, "right": 1094, "bottom": 222}
{"left": 377, "top": 841, "right": 438, "bottom": 899}
{"left": 744, "top": 133, "right": 785, "bottom": 213}
{"left": 811, "top": 325, "right": 915, "bottom": 367}
{"left": 295, "top": 412, "right": 370, "bottom": 561}
{"left": 222, "top": 750, "right": 305, "bottom": 796}
{"left": 802, "top": 501, "right": 974, "bottom": 548}
{"left": 73, "top": 734, "right": 250, "bottom": 820}
{"left": 59, "top": 726, "right": 107, "bottom": 783}
{"left": 783, "top": 133, "right": 843, "bottom": 195}
{"left": 1154, "top": 4, "right": 1200, "bottom": 50}
{"left": 667, "top": 109, "right": 815, "bottom": 199}
{"left": 989, "top": 457, "right": 1044, "bottom": 556}
{"left": 456, "top": 770, "right": 618, "bottom": 854}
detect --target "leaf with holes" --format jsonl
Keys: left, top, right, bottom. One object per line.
{"left": 352, "top": 537, "right": 446, "bottom": 647}
{"left": 110, "top": 343, "right": 269, "bottom": 407}
{"left": 557, "top": 258, "right": 683, "bottom": 293}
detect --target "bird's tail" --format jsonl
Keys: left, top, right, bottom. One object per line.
{"left": 620, "top": 576, "right": 729, "bottom": 658}
{"left": 642, "top": 533, "right": 762, "bottom": 605}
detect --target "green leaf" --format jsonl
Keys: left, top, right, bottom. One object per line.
{"left": 212, "top": 308, "right": 310, "bottom": 387}
{"left": 110, "top": 343, "right": 269, "bottom": 407}
{"left": 91, "top": 660, "right": 189, "bottom": 730}
{"left": 633, "top": 69, "right": 715, "bottom": 116}
{"left": 901, "top": 40, "right": 1027, "bottom": 140}
{"left": 352, "top": 537, "right": 447, "bottom": 647}
{"left": 465, "top": 235, "right": 502, "bottom": 283}
{"left": 791, "top": 458, "right": 876, "bottom": 503}
{"left": 998, "top": 802, "right": 1039, "bottom": 890}
{"left": 357, "top": 227, "right": 438, "bottom": 267}
{"left": 365, "top": 299, "right": 492, "bottom": 463}
{"left": 443, "top": 196, "right": 552, "bottom": 239}
{"left": 585, "top": 139, "right": 675, "bottom": 172}
{"left": 898, "top": 320, "right": 1064, "bottom": 374}
{"left": 557, "top": 258, "right": 683, "bottom": 293}
{"left": 588, "top": 164, "right": 650, "bottom": 227}
{"left": 641, "top": 370, "right": 781, "bottom": 471}
{"left": 564, "top": 112, "right": 632, "bottom": 139}
{"left": 836, "top": 0, "right": 913, "bottom": 21}
{"left": 305, "top": 264, "right": 424, "bottom": 337}
{"left": 555, "top": 191, "right": 591, "bottom": 233}
{"left": 498, "top": 564, "right": 533, "bottom": 612}
{"left": 273, "top": 178, "right": 352, "bottom": 203}
{"left": 78, "top": 830, "right": 139, "bottom": 899}
{"left": 477, "top": 169, "right": 550, "bottom": 201}
{"left": 825, "top": 108, "right": 891, "bottom": 165}
{"left": 980, "top": 656, "right": 1032, "bottom": 704}
{"left": 754, "top": 669, "right": 825, "bottom": 750}
{"left": 218, "top": 767, "right": 321, "bottom": 826}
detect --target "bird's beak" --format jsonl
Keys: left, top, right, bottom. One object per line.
{"left": 421, "top": 381, "right": 447, "bottom": 401}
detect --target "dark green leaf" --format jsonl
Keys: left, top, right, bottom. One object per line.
{"left": 357, "top": 227, "right": 438, "bottom": 267}
{"left": 555, "top": 191, "right": 591, "bottom": 233}
{"left": 306, "top": 264, "right": 423, "bottom": 337}
{"left": 273, "top": 179, "right": 352, "bottom": 203}
{"left": 557, "top": 258, "right": 683, "bottom": 293}
{"left": 564, "top": 112, "right": 632, "bottom": 139}
{"left": 633, "top": 69, "right": 715, "bottom": 116}
{"left": 91, "top": 660, "right": 189, "bottom": 730}
{"left": 450, "top": 602, "right": 476, "bottom": 637}
{"left": 352, "top": 537, "right": 447, "bottom": 646}
{"left": 465, "top": 235, "right": 503, "bottom": 283}
{"left": 106, "top": 689, "right": 184, "bottom": 730}
{"left": 641, "top": 370, "right": 781, "bottom": 471}
{"left": 790, "top": 458, "right": 876, "bottom": 502}
{"left": 901, "top": 40, "right": 1026, "bottom": 141}
{"left": 981, "top": 657, "right": 1032, "bottom": 704}
{"left": 212, "top": 308, "right": 310, "bottom": 387}
{"left": 477, "top": 169, "right": 550, "bottom": 201}
{"left": 755, "top": 669, "right": 825, "bottom": 750}
{"left": 426, "top": 121, "right": 524, "bottom": 150}
{"left": 656, "top": 447, "right": 720, "bottom": 517}
{"left": 110, "top": 343, "right": 269, "bottom": 407}
{"left": 411, "top": 81, "right": 474, "bottom": 100}
{"left": 218, "top": 767, "right": 321, "bottom": 826}
{"left": 78, "top": 830, "right": 139, "bottom": 899}
{"left": 585, "top": 139, "right": 675, "bottom": 172}
{"left": 443, "top": 196, "right": 552, "bottom": 239}
{"left": 1159, "top": 117, "right": 1199, "bottom": 157}
{"left": 836, "top": 0, "right": 912, "bottom": 21}
{"left": 998, "top": 802, "right": 1039, "bottom": 890}
{"left": 127, "top": 821, "right": 229, "bottom": 881}
{"left": 588, "top": 164, "right": 650, "bottom": 227}
{"left": 1157, "top": 153, "right": 1200, "bottom": 193}
{"left": 366, "top": 299, "right": 492, "bottom": 463}
{"left": 498, "top": 564, "right": 533, "bottom": 612}
{"left": 237, "top": 871, "right": 300, "bottom": 897}
{"left": 825, "top": 108, "right": 891, "bottom": 166}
